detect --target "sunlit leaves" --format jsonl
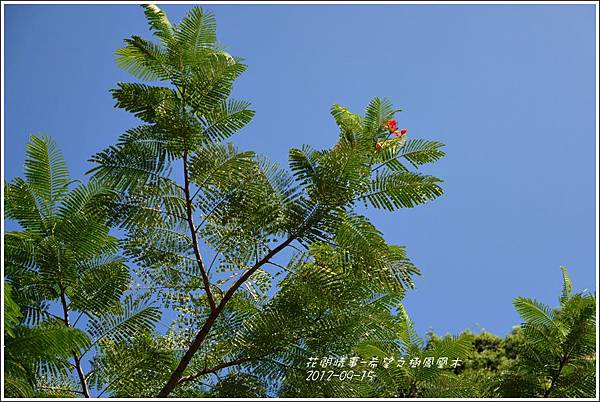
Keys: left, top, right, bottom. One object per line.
{"left": 3, "top": 136, "right": 150, "bottom": 398}
{"left": 89, "top": 334, "right": 176, "bottom": 398}
{"left": 175, "top": 6, "right": 217, "bottom": 54}
{"left": 330, "top": 104, "right": 362, "bottom": 142}
{"left": 186, "top": 53, "right": 247, "bottom": 116}
{"left": 4, "top": 284, "right": 22, "bottom": 338}
{"left": 68, "top": 256, "right": 130, "bottom": 316}
{"left": 115, "top": 35, "right": 173, "bottom": 81}
{"left": 198, "top": 99, "right": 255, "bottom": 143}
{"left": 87, "top": 295, "right": 161, "bottom": 344}
{"left": 90, "top": 4, "right": 453, "bottom": 398}
{"left": 363, "top": 97, "right": 400, "bottom": 137}
{"left": 398, "top": 139, "right": 445, "bottom": 168}
{"left": 361, "top": 171, "right": 444, "bottom": 210}
{"left": 142, "top": 4, "right": 174, "bottom": 46}
{"left": 499, "top": 268, "right": 596, "bottom": 398}
{"left": 4, "top": 322, "right": 91, "bottom": 397}
{"left": 24, "top": 135, "right": 70, "bottom": 211}
{"left": 88, "top": 138, "right": 175, "bottom": 194}
{"left": 4, "top": 178, "right": 48, "bottom": 234}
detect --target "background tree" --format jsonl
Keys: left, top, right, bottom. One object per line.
{"left": 3, "top": 135, "right": 161, "bottom": 397}
{"left": 327, "top": 267, "right": 596, "bottom": 399}
{"left": 420, "top": 327, "right": 525, "bottom": 397}
{"left": 88, "top": 4, "right": 446, "bottom": 397}
{"left": 495, "top": 267, "right": 596, "bottom": 398}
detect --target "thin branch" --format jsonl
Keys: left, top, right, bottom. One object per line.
{"left": 287, "top": 243, "right": 306, "bottom": 253}
{"left": 371, "top": 153, "right": 404, "bottom": 173}
{"left": 544, "top": 337, "right": 578, "bottom": 397}
{"left": 194, "top": 189, "right": 237, "bottom": 232}
{"left": 25, "top": 304, "right": 62, "bottom": 321}
{"left": 97, "top": 379, "right": 118, "bottom": 398}
{"left": 189, "top": 185, "right": 202, "bottom": 204}
{"left": 265, "top": 260, "right": 295, "bottom": 274}
{"left": 72, "top": 311, "right": 86, "bottom": 328}
{"left": 207, "top": 243, "right": 225, "bottom": 275}
{"left": 58, "top": 281, "right": 91, "bottom": 398}
{"left": 220, "top": 235, "right": 296, "bottom": 309}
{"left": 183, "top": 151, "right": 216, "bottom": 312}
{"left": 178, "top": 355, "right": 256, "bottom": 384}
{"left": 36, "top": 385, "right": 84, "bottom": 395}
{"left": 195, "top": 196, "right": 226, "bottom": 231}
{"left": 196, "top": 380, "right": 216, "bottom": 390}
{"left": 157, "top": 235, "right": 296, "bottom": 397}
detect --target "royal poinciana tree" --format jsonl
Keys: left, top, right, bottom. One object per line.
{"left": 86, "top": 4, "right": 446, "bottom": 397}
{"left": 3, "top": 5, "right": 596, "bottom": 399}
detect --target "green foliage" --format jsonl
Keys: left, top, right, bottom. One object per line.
{"left": 412, "top": 268, "right": 596, "bottom": 398}
{"left": 497, "top": 267, "right": 596, "bottom": 398}
{"left": 84, "top": 5, "right": 450, "bottom": 397}
{"left": 339, "top": 314, "right": 473, "bottom": 398}
{"left": 3, "top": 4, "right": 595, "bottom": 399}
{"left": 4, "top": 284, "right": 21, "bottom": 337}
{"left": 3, "top": 135, "right": 161, "bottom": 397}
{"left": 88, "top": 334, "right": 177, "bottom": 397}
{"left": 209, "top": 373, "right": 267, "bottom": 398}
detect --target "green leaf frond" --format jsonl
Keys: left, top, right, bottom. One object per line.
{"left": 115, "top": 35, "right": 173, "bottom": 81}
{"left": 24, "top": 134, "right": 71, "bottom": 213}
{"left": 198, "top": 99, "right": 255, "bottom": 144}
{"left": 89, "top": 333, "right": 176, "bottom": 397}
{"left": 142, "top": 4, "right": 174, "bottom": 45}
{"left": 87, "top": 295, "right": 161, "bottom": 345}
{"left": 397, "top": 138, "right": 446, "bottom": 168}
{"left": 559, "top": 265, "right": 573, "bottom": 302}
{"left": 361, "top": 170, "right": 444, "bottom": 210}
{"left": 175, "top": 6, "right": 217, "bottom": 54}
{"left": 362, "top": 97, "right": 401, "bottom": 137}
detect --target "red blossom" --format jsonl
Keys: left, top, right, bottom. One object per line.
{"left": 387, "top": 119, "right": 398, "bottom": 132}
{"left": 400, "top": 128, "right": 408, "bottom": 135}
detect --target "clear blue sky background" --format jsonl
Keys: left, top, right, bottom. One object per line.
{"left": 4, "top": 3, "right": 597, "bottom": 338}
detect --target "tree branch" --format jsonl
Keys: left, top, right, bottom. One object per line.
{"left": 58, "top": 283, "right": 91, "bottom": 398}
{"left": 157, "top": 235, "right": 296, "bottom": 397}
{"left": 183, "top": 151, "right": 216, "bottom": 312}
{"left": 543, "top": 341, "right": 576, "bottom": 397}
{"left": 195, "top": 193, "right": 230, "bottom": 232}
{"left": 219, "top": 235, "right": 296, "bottom": 307}
{"left": 177, "top": 355, "right": 256, "bottom": 384}
{"left": 265, "top": 260, "right": 295, "bottom": 274}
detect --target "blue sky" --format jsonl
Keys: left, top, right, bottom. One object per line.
{"left": 4, "top": 3, "right": 597, "bottom": 338}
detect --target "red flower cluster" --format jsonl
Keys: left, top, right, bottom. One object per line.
{"left": 386, "top": 119, "right": 408, "bottom": 137}
{"left": 387, "top": 119, "right": 398, "bottom": 132}
{"left": 373, "top": 120, "right": 409, "bottom": 151}
{"left": 391, "top": 128, "right": 408, "bottom": 137}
